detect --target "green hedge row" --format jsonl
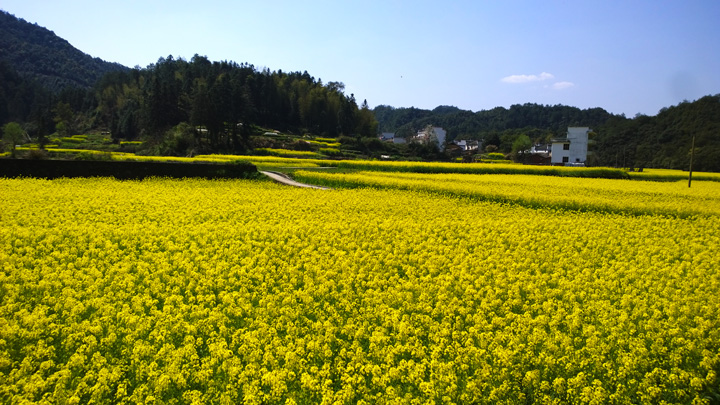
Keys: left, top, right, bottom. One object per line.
{"left": 0, "top": 159, "right": 257, "bottom": 180}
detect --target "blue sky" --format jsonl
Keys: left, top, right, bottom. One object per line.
{"left": 3, "top": 0, "right": 719, "bottom": 117}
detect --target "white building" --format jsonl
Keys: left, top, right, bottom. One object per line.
{"left": 434, "top": 127, "right": 446, "bottom": 151}
{"left": 416, "top": 127, "right": 446, "bottom": 151}
{"left": 551, "top": 127, "right": 591, "bottom": 165}
{"left": 530, "top": 143, "right": 551, "bottom": 154}
{"left": 453, "top": 139, "right": 480, "bottom": 152}
{"left": 378, "top": 132, "right": 407, "bottom": 144}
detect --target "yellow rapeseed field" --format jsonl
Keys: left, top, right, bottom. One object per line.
{"left": 0, "top": 177, "right": 718, "bottom": 404}
{"left": 293, "top": 171, "right": 720, "bottom": 217}
{"left": 627, "top": 168, "right": 720, "bottom": 182}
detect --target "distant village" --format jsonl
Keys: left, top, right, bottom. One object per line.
{"left": 379, "top": 126, "right": 592, "bottom": 166}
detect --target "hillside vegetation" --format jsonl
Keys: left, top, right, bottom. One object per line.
{"left": 0, "top": 10, "right": 377, "bottom": 155}
{"left": 93, "top": 56, "right": 377, "bottom": 154}
{"left": 1, "top": 9, "right": 719, "bottom": 170}
{"left": 595, "top": 96, "right": 720, "bottom": 172}
{"left": 374, "top": 97, "right": 720, "bottom": 172}
{"left": 374, "top": 104, "right": 614, "bottom": 143}
{"left": 0, "top": 11, "right": 128, "bottom": 91}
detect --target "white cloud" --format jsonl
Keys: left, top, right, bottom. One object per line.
{"left": 549, "top": 81, "right": 575, "bottom": 90}
{"left": 501, "top": 72, "right": 554, "bottom": 84}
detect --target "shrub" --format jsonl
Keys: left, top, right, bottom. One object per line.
{"left": 484, "top": 152, "right": 507, "bottom": 160}
{"left": 75, "top": 151, "right": 112, "bottom": 161}
{"left": 319, "top": 147, "right": 342, "bottom": 156}
{"left": 291, "top": 140, "right": 313, "bottom": 151}
{"left": 60, "top": 137, "right": 85, "bottom": 144}
{"left": 25, "top": 149, "right": 49, "bottom": 160}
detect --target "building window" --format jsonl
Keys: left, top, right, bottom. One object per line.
{"left": 563, "top": 143, "right": 570, "bottom": 150}
{"left": 562, "top": 156, "right": 569, "bottom": 163}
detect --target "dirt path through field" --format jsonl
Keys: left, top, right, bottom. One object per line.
{"left": 260, "top": 171, "right": 332, "bottom": 190}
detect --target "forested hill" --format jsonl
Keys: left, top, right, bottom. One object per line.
{"left": 373, "top": 103, "right": 618, "bottom": 143}
{"left": 94, "top": 56, "right": 378, "bottom": 152}
{"left": 594, "top": 95, "right": 720, "bottom": 172}
{"left": 375, "top": 97, "right": 720, "bottom": 172}
{"left": 0, "top": 11, "right": 377, "bottom": 154}
{"left": 1, "top": 51, "right": 379, "bottom": 155}
{"left": 1, "top": 9, "right": 718, "bottom": 170}
{"left": 0, "top": 10, "right": 128, "bottom": 91}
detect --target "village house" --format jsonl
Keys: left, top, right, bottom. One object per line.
{"left": 452, "top": 139, "right": 481, "bottom": 152}
{"left": 526, "top": 143, "right": 552, "bottom": 165}
{"left": 551, "top": 127, "right": 591, "bottom": 166}
{"left": 377, "top": 127, "right": 449, "bottom": 150}
{"left": 530, "top": 143, "right": 551, "bottom": 154}
{"left": 414, "top": 127, "right": 446, "bottom": 151}
{"left": 445, "top": 142, "right": 464, "bottom": 156}
{"left": 378, "top": 132, "right": 408, "bottom": 144}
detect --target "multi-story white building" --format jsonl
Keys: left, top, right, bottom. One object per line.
{"left": 551, "top": 127, "right": 591, "bottom": 165}
{"left": 415, "top": 127, "right": 446, "bottom": 151}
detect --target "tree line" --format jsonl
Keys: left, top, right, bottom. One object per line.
{"left": 97, "top": 55, "right": 377, "bottom": 154}
{"left": 1, "top": 10, "right": 378, "bottom": 155}
{"left": 593, "top": 96, "right": 720, "bottom": 172}
{"left": 1, "top": 54, "right": 378, "bottom": 155}
{"left": 374, "top": 98, "right": 720, "bottom": 171}
{"left": 2, "top": 8, "right": 718, "bottom": 170}
{"left": 374, "top": 103, "right": 614, "bottom": 141}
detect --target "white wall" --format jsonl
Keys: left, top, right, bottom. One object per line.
{"left": 551, "top": 142, "right": 568, "bottom": 164}
{"left": 551, "top": 127, "right": 589, "bottom": 164}
{"left": 433, "top": 127, "right": 446, "bottom": 151}
{"left": 567, "top": 127, "right": 589, "bottom": 164}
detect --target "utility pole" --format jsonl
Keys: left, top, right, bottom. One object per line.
{"left": 688, "top": 135, "right": 695, "bottom": 188}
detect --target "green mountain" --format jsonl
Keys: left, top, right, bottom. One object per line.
{"left": 374, "top": 103, "right": 616, "bottom": 142}
{"left": 0, "top": 10, "right": 128, "bottom": 91}
{"left": 2, "top": 9, "right": 718, "bottom": 171}
{"left": 374, "top": 97, "right": 720, "bottom": 171}
{"left": 0, "top": 10, "right": 380, "bottom": 153}
{"left": 594, "top": 95, "right": 720, "bottom": 172}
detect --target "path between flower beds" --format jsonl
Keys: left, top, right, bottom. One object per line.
{"left": 260, "top": 171, "right": 332, "bottom": 190}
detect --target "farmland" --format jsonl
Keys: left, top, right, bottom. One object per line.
{"left": 292, "top": 171, "right": 720, "bottom": 217}
{"left": 9, "top": 145, "right": 632, "bottom": 178}
{"left": 1, "top": 176, "right": 719, "bottom": 404}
